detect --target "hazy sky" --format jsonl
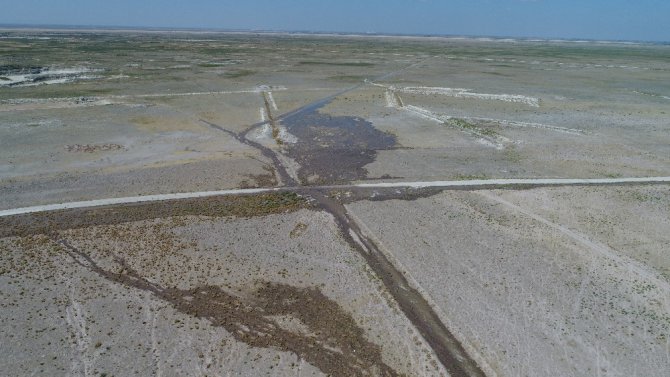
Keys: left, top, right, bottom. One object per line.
{"left": 2, "top": 0, "right": 669, "bottom": 42}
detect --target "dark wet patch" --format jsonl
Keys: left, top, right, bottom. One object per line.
{"left": 0, "top": 64, "right": 43, "bottom": 75}
{"left": 0, "top": 192, "right": 306, "bottom": 238}
{"left": 289, "top": 222, "right": 308, "bottom": 238}
{"left": 281, "top": 104, "right": 396, "bottom": 185}
{"left": 223, "top": 69, "right": 256, "bottom": 78}
{"left": 64, "top": 143, "right": 125, "bottom": 153}
{"left": 56, "top": 239, "right": 401, "bottom": 377}
{"left": 316, "top": 187, "right": 447, "bottom": 204}
{"left": 239, "top": 165, "right": 278, "bottom": 188}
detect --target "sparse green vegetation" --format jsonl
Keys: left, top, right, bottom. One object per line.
{"left": 453, "top": 174, "right": 489, "bottom": 180}
{"left": 446, "top": 118, "right": 498, "bottom": 137}
{"left": 448, "top": 118, "right": 477, "bottom": 130}
{"left": 623, "top": 190, "right": 663, "bottom": 203}
{"left": 328, "top": 75, "right": 366, "bottom": 82}
{"left": 199, "top": 62, "right": 235, "bottom": 68}
{"left": 504, "top": 146, "right": 523, "bottom": 163}
{"left": 299, "top": 61, "right": 375, "bottom": 67}
{"left": 0, "top": 192, "right": 307, "bottom": 238}
{"left": 223, "top": 69, "right": 256, "bottom": 78}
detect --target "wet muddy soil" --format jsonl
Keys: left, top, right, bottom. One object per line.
{"left": 311, "top": 191, "right": 485, "bottom": 377}
{"left": 56, "top": 238, "right": 401, "bottom": 377}
{"left": 281, "top": 103, "right": 397, "bottom": 185}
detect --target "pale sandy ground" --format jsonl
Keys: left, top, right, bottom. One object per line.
{"left": 3, "top": 35, "right": 670, "bottom": 207}
{"left": 0, "top": 94, "right": 269, "bottom": 179}
{"left": 0, "top": 93, "right": 281, "bottom": 210}
{"left": 0, "top": 158, "right": 275, "bottom": 211}
{"left": 320, "top": 85, "right": 670, "bottom": 182}
{"left": 0, "top": 209, "right": 446, "bottom": 376}
{"left": 347, "top": 186, "right": 670, "bottom": 377}
{"left": 2, "top": 31, "right": 670, "bottom": 376}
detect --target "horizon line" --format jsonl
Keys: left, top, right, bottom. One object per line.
{"left": 1, "top": 23, "right": 668, "bottom": 45}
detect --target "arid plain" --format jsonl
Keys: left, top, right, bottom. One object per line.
{"left": 1, "top": 30, "right": 669, "bottom": 376}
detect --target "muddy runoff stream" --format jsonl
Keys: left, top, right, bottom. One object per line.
{"left": 279, "top": 101, "right": 396, "bottom": 185}
{"left": 54, "top": 237, "right": 400, "bottom": 376}
{"left": 197, "top": 84, "right": 486, "bottom": 375}
{"left": 308, "top": 190, "right": 485, "bottom": 377}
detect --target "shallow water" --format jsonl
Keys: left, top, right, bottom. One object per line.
{"left": 281, "top": 102, "right": 396, "bottom": 184}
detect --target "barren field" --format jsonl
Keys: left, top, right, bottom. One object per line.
{"left": 1, "top": 29, "right": 669, "bottom": 376}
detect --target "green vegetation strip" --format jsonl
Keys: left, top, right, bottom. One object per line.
{"left": 299, "top": 61, "right": 375, "bottom": 67}
{"left": 446, "top": 118, "right": 498, "bottom": 137}
{"left": 0, "top": 192, "right": 306, "bottom": 238}
{"left": 223, "top": 69, "right": 256, "bottom": 78}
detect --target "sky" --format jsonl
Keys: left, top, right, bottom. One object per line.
{"left": 1, "top": 0, "right": 669, "bottom": 42}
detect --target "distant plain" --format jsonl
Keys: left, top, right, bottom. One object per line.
{"left": 1, "top": 30, "right": 669, "bottom": 376}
